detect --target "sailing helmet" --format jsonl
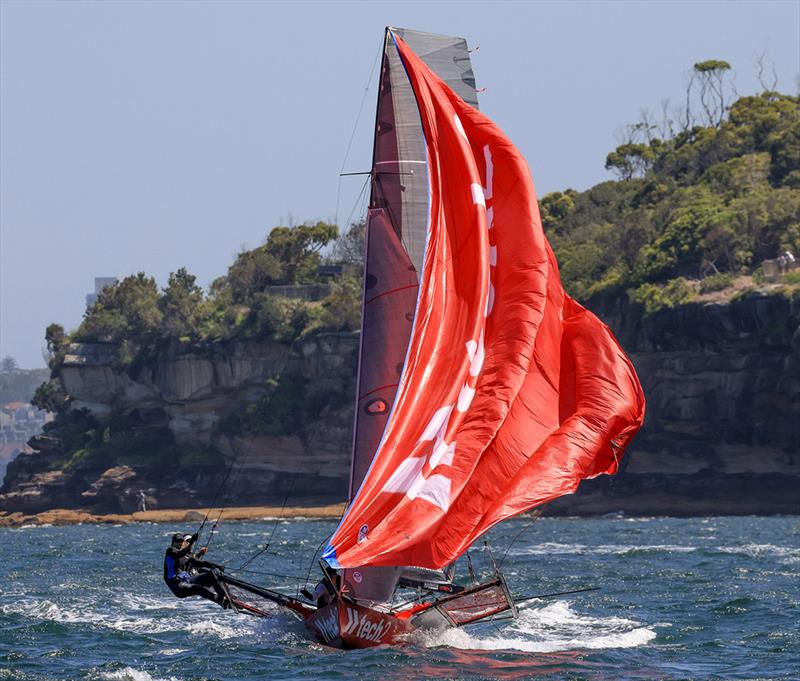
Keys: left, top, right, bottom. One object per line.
{"left": 171, "top": 532, "right": 186, "bottom": 546}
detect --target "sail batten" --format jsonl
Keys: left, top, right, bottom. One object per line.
{"left": 326, "top": 32, "right": 645, "bottom": 571}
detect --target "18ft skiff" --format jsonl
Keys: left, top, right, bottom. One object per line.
{"left": 204, "top": 26, "right": 645, "bottom": 649}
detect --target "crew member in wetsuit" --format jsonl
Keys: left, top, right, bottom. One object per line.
{"left": 308, "top": 563, "right": 340, "bottom": 607}
{"left": 163, "top": 532, "right": 229, "bottom": 607}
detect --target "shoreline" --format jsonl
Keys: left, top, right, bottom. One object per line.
{"left": 0, "top": 504, "right": 347, "bottom": 528}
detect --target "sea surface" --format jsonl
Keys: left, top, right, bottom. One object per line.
{"left": 0, "top": 516, "right": 797, "bottom": 681}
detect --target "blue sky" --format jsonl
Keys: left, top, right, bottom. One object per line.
{"left": 1, "top": 0, "right": 798, "bottom": 368}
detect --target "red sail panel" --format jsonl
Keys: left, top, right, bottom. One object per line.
{"left": 349, "top": 29, "right": 479, "bottom": 502}
{"left": 324, "top": 34, "right": 645, "bottom": 570}
{"left": 343, "top": 28, "right": 480, "bottom": 604}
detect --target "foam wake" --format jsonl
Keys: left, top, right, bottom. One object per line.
{"left": 92, "top": 668, "right": 177, "bottom": 681}
{"left": 418, "top": 600, "right": 657, "bottom": 653}
{"left": 0, "top": 597, "right": 253, "bottom": 640}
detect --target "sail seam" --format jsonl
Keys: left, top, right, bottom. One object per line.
{"left": 365, "top": 283, "right": 419, "bottom": 305}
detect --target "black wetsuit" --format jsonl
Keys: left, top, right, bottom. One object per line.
{"left": 163, "top": 538, "right": 226, "bottom": 604}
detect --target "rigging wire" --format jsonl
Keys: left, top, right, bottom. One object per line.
{"left": 299, "top": 502, "right": 348, "bottom": 597}
{"left": 497, "top": 508, "right": 543, "bottom": 570}
{"left": 300, "top": 535, "right": 329, "bottom": 598}
{"left": 237, "top": 474, "right": 296, "bottom": 571}
{"left": 227, "top": 568, "right": 307, "bottom": 582}
{"left": 334, "top": 39, "right": 382, "bottom": 228}
{"left": 203, "top": 442, "right": 249, "bottom": 550}
{"left": 342, "top": 174, "right": 372, "bottom": 237}
{"left": 196, "top": 442, "right": 242, "bottom": 539}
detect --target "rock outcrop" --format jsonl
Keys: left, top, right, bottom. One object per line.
{"left": 1, "top": 333, "right": 357, "bottom": 513}
{"left": 2, "top": 291, "right": 798, "bottom": 516}
{"left": 551, "top": 290, "right": 799, "bottom": 515}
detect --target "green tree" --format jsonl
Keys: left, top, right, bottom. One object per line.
{"left": 32, "top": 379, "right": 69, "bottom": 413}
{"left": 226, "top": 246, "right": 284, "bottom": 303}
{"left": 45, "top": 324, "right": 67, "bottom": 355}
{"left": 262, "top": 221, "right": 339, "bottom": 284}
{"left": 332, "top": 220, "right": 365, "bottom": 266}
{"left": 322, "top": 270, "right": 362, "bottom": 332}
{"left": 159, "top": 268, "right": 204, "bottom": 339}
{"left": 539, "top": 190, "right": 576, "bottom": 230}
{"left": 0, "top": 356, "right": 18, "bottom": 374}
{"left": 605, "top": 143, "right": 657, "bottom": 180}
{"left": 77, "top": 273, "right": 162, "bottom": 342}
{"left": 693, "top": 60, "right": 732, "bottom": 127}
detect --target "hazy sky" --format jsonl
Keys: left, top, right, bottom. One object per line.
{"left": 1, "top": 0, "right": 798, "bottom": 368}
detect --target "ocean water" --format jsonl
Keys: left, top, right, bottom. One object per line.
{"left": 0, "top": 516, "right": 797, "bottom": 680}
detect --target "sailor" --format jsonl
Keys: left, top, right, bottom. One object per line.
{"left": 163, "top": 532, "right": 229, "bottom": 607}
{"left": 310, "top": 565, "right": 340, "bottom": 607}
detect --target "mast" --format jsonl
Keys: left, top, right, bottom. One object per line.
{"left": 342, "top": 28, "right": 480, "bottom": 602}
{"left": 348, "top": 27, "right": 480, "bottom": 502}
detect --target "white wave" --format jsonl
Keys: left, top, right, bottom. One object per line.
{"left": 0, "top": 597, "right": 255, "bottom": 639}
{"left": 505, "top": 542, "right": 587, "bottom": 556}
{"left": 117, "top": 593, "right": 183, "bottom": 611}
{"left": 717, "top": 543, "right": 800, "bottom": 563}
{"left": 419, "top": 600, "right": 656, "bottom": 653}
{"left": 185, "top": 619, "right": 246, "bottom": 639}
{"left": 593, "top": 544, "right": 697, "bottom": 555}
{"left": 157, "top": 648, "right": 188, "bottom": 656}
{"left": 95, "top": 667, "right": 177, "bottom": 681}
{"left": 507, "top": 542, "right": 697, "bottom": 556}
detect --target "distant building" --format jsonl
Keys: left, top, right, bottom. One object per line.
{"left": 0, "top": 402, "right": 52, "bottom": 478}
{"left": 316, "top": 264, "right": 343, "bottom": 278}
{"left": 86, "top": 276, "right": 118, "bottom": 309}
{"left": 0, "top": 402, "right": 52, "bottom": 444}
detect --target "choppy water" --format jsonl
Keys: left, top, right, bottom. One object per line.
{"left": 1, "top": 516, "right": 797, "bottom": 680}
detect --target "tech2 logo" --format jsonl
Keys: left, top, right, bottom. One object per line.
{"left": 313, "top": 608, "right": 340, "bottom": 643}
{"left": 342, "top": 607, "right": 390, "bottom": 643}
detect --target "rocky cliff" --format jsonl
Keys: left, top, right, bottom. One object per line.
{"left": 1, "top": 333, "right": 357, "bottom": 513}
{"left": 2, "top": 291, "right": 798, "bottom": 516}
{"left": 550, "top": 289, "right": 799, "bottom": 515}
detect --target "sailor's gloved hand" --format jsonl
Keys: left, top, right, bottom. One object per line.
{"left": 197, "top": 547, "right": 208, "bottom": 556}
{"left": 190, "top": 533, "right": 199, "bottom": 544}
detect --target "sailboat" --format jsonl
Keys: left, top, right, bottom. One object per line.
{"left": 207, "top": 26, "right": 645, "bottom": 649}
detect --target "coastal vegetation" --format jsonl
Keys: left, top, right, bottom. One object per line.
{"left": 542, "top": 64, "right": 799, "bottom": 311}
{"left": 28, "top": 220, "right": 364, "bottom": 476}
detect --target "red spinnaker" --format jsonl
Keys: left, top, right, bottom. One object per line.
{"left": 324, "top": 34, "right": 645, "bottom": 570}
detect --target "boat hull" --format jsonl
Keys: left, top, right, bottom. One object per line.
{"left": 305, "top": 597, "right": 415, "bottom": 649}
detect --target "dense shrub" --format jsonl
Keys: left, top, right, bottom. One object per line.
{"left": 630, "top": 278, "right": 694, "bottom": 314}
{"left": 545, "top": 91, "right": 799, "bottom": 307}
{"left": 699, "top": 272, "right": 734, "bottom": 293}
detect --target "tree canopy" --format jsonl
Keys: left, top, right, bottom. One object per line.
{"left": 545, "top": 90, "right": 799, "bottom": 308}
{"left": 61, "top": 221, "right": 359, "bottom": 368}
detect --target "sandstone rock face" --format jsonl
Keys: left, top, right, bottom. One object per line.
{"left": 551, "top": 291, "right": 799, "bottom": 515}
{"left": 1, "top": 334, "right": 357, "bottom": 513}
{"left": 1, "top": 294, "right": 798, "bottom": 516}
{"left": 80, "top": 465, "right": 141, "bottom": 513}
{"left": 59, "top": 341, "right": 296, "bottom": 445}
